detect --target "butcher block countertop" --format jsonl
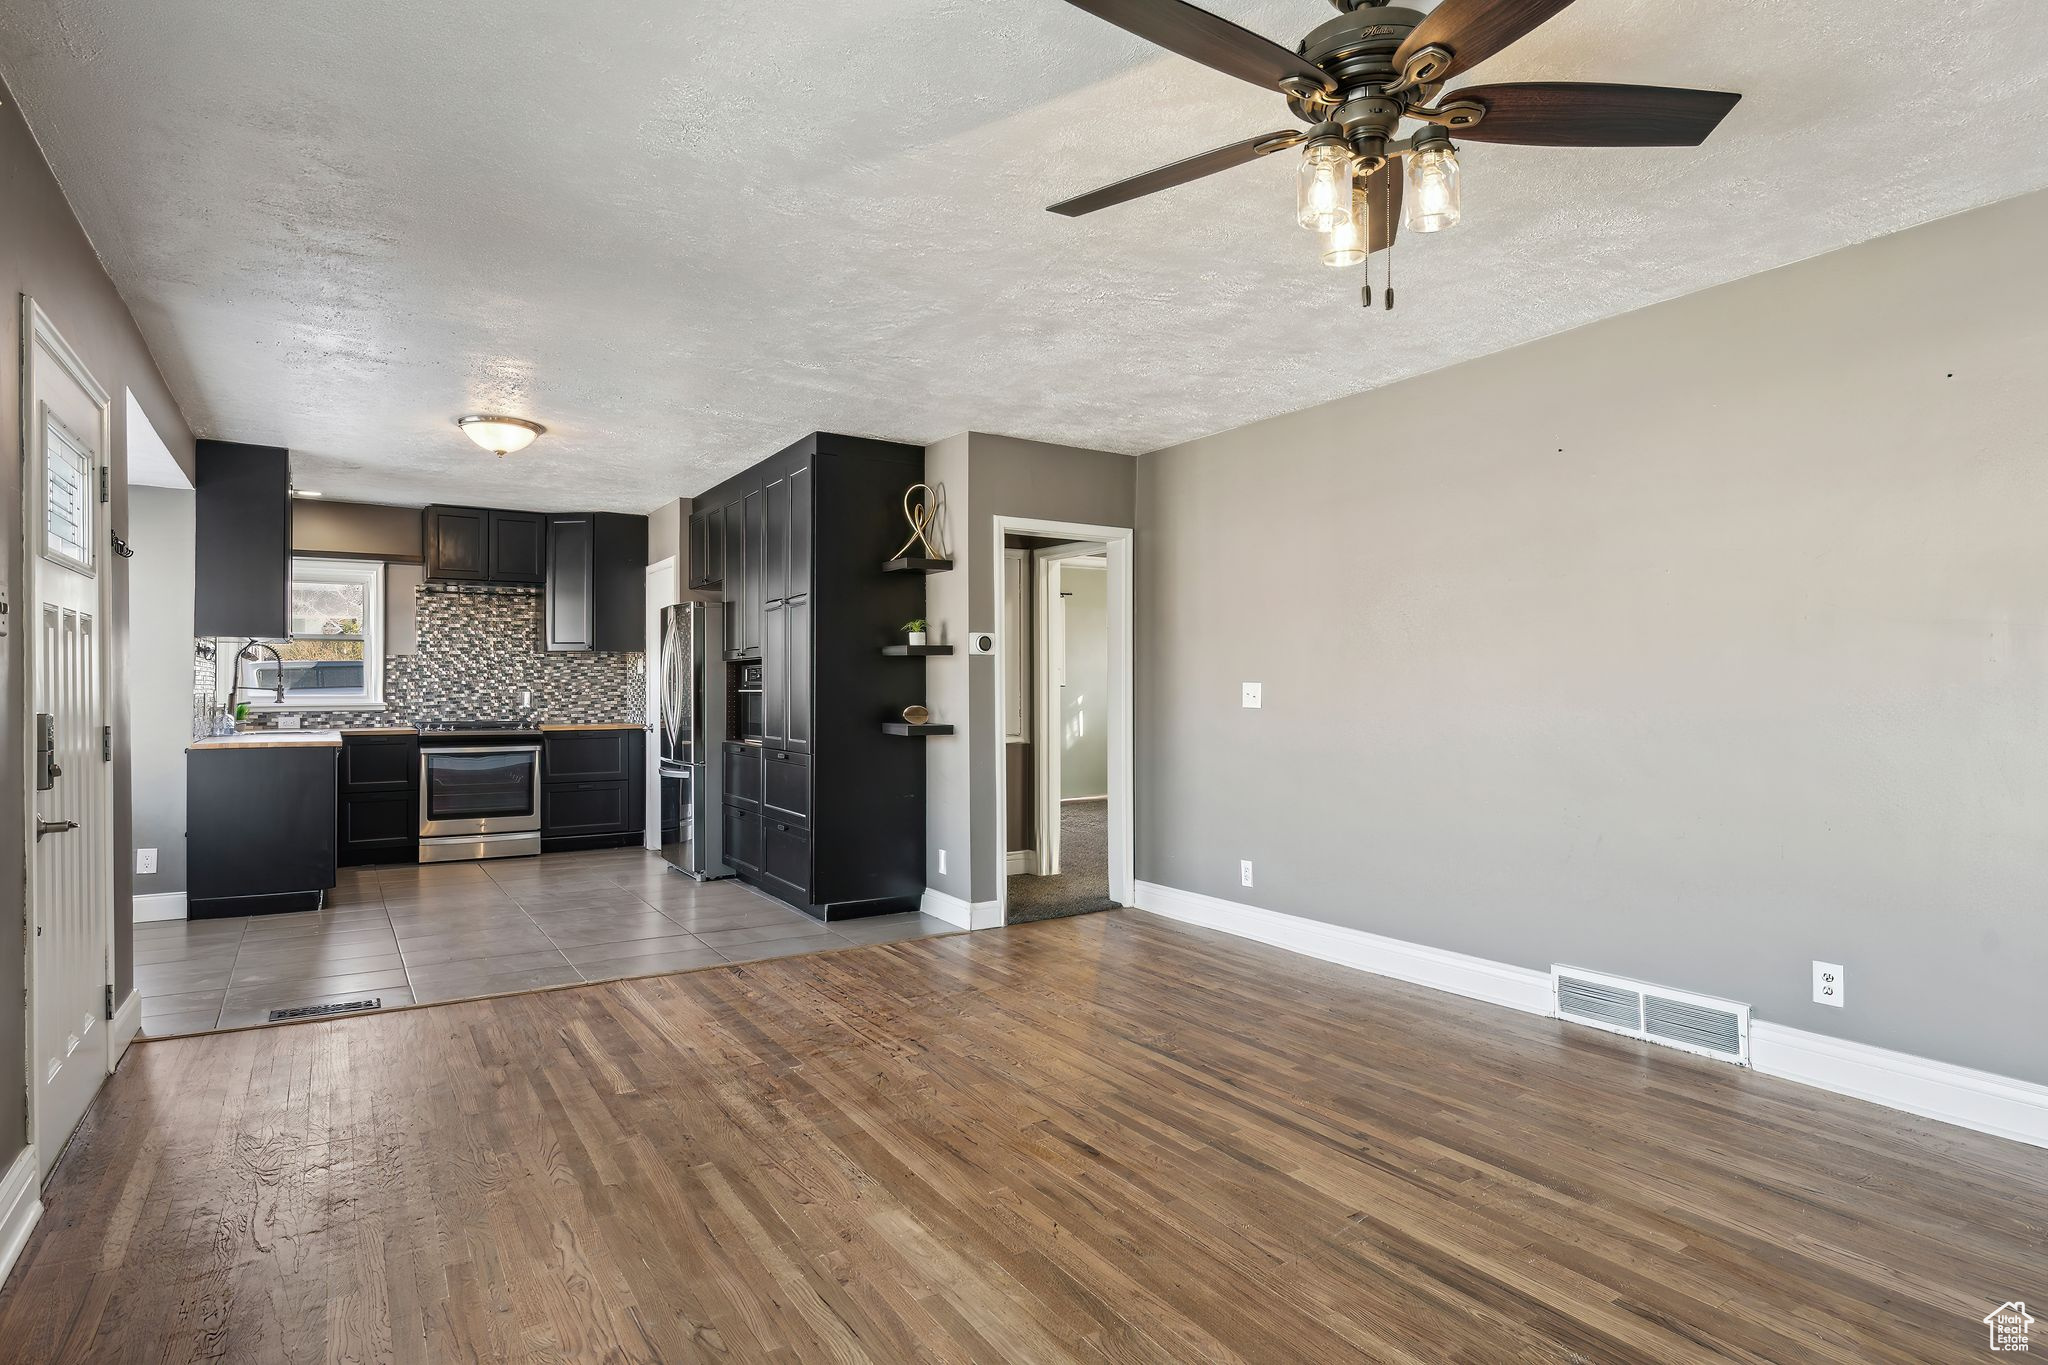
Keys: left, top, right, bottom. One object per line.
{"left": 188, "top": 730, "right": 343, "bottom": 752}
{"left": 539, "top": 723, "right": 644, "bottom": 732}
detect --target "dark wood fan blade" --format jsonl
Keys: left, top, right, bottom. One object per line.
{"left": 1394, "top": 0, "right": 1579, "bottom": 84}
{"left": 1363, "top": 160, "right": 1402, "bottom": 253}
{"left": 1061, "top": 0, "right": 1334, "bottom": 94}
{"left": 1049, "top": 130, "right": 1300, "bottom": 216}
{"left": 1446, "top": 83, "right": 1741, "bottom": 146}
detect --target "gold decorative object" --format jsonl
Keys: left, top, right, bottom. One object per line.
{"left": 890, "top": 483, "right": 944, "bottom": 561}
{"left": 901, "top": 705, "right": 930, "bottom": 726}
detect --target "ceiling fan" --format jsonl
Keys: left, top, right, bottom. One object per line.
{"left": 1048, "top": 0, "right": 1740, "bottom": 300}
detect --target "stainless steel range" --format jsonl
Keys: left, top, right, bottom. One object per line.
{"left": 417, "top": 721, "right": 542, "bottom": 863}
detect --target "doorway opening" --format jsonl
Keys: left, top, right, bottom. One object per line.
{"left": 991, "top": 520, "right": 1132, "bottom": 925}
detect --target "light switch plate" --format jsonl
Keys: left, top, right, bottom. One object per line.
{"left": 1242, "top": 682, "right": 1262, "bottom": 709}
{"left": 1812, "top": 961, "right": 1844, "bottom": 1007}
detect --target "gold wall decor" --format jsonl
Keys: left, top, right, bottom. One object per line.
{"left": 891, "top": 482, "right": 944, "bottom": 561}
{"left": 901, "top": 704, "right": 931, "bottom": 726}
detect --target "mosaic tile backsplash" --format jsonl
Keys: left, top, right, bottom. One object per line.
{"left": 198, "top": 582, "right": 643, "bottom": 733}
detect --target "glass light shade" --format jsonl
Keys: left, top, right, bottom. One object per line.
{"left": 457, "top": 415, "right": 545, "bottom": 456}
{"left": 1321, "top": 181, "right": 1371, "bottom": 268}
{"left": 1296, "top": 142, "right": 1355, "bottom": 233}
{"left": 1405, "top": 145, "right": 1462, "bottom": 233}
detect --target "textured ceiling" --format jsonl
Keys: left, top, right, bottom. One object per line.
{"left": 4, "top": 0, "right": 2046, "bottom": 511}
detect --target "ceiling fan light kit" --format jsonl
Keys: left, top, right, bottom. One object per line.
{"left": 1050, "top": 0, "right": 1740, "bottom": 302}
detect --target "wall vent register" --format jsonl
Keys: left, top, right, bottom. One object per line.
{"left": 1552, "top": 965, "right": 1750, "bottom": 1065}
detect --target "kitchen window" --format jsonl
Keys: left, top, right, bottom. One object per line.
{"left": 240, "top": 557, "right": 385, "bottom": 708}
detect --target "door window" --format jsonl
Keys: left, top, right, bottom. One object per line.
{"left": 41, "top": 406, "right": 95, "bottom": 573}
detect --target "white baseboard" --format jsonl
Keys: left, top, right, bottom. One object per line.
{"left": 1005, "top": 850, "right": 1032, "bottom": 875}
{"left": 1135, "top": 881, "right": 1552, "bottom": 1016}
{"left": 110, "top": 988, "right": 142, "bottom": 1068}
{"left": 0, "top": 1145, "right": 42, "bottom": 1292}
{"left": 133, "top": 892, "right": 187, "bottom": 923}
{"left": 921, "top": 887, "right": 1005, "bottom": 931}
{"left": 1134, "top": 880, "right": 2048, "bottom": 1151}
{"left": 1749, "top": 1023, "right": 2048, "bottom": 1150}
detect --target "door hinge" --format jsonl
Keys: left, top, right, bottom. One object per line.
{"left": 99, "top": 465, "right": 110, "bottom": 504}
{"left": 105, "top": 984, "right": 115, "bottom": 1021}
{"left": 103, "top": 725, "right": 113, "bottom": 762}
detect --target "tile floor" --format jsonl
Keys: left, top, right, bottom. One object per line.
{"left": 135, "top": 847, "right": 959, "bottom": 1035}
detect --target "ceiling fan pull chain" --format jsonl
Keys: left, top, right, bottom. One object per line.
{"left": 1383, "top": 179, "right": 1396, "bottom": 311}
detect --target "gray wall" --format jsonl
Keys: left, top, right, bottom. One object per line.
{"left": 926, "top": 433, "right": 1134, "bottom": 904}
{"left": 2, "top": 72, "right": 193, "bottom": 1169}
{"left": 1061, "top": 565, "right": 1109, "bottom": 800}
{"left": 128, "top": 487, "right": 195, "bottom": 896}
{"left": 1137, "top": 190, "right": 2048, "bottom": 1086}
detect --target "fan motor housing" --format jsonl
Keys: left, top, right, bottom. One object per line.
{"left": 1299, "top": 6, "right": 1422, "bottom": 81}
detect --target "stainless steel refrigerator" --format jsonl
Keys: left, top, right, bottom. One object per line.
{"left": 657, "top": 602, "right": 729, "bottom": 878}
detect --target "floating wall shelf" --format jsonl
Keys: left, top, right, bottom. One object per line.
{"left": 882, "top": 723, "right": 954, "bottom": 737}
{"left": 882, "top": 644, "right": 953, "bottom": 657}
{"left": 881, "top": 557, "right": 953, "bottom": 574}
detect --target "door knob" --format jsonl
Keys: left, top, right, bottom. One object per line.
{"left": 36, "top": 818, "right": 78, "bottom": 841}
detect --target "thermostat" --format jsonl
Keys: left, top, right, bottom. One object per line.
{"left": 968, "top": 632, "right": 997, "bottom": 656}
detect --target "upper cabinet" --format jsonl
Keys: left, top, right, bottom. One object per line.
{"left": 195, "top": 439, "right": 292, "bottom": 639}
{"left": 546, "top": 511, "right": 647, "bottom": 653}
{"left": 426, "top": 506, "right": 546, "bottom": 584}
{"left": 489, "top": 510, "right": 548, "bottom": 584}
{"left": 687, "top": 504, "right": 722, "bottom": 590}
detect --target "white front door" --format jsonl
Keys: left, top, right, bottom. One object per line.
{"left": 23, "top": 300, "right": 115, "bottom": 1181}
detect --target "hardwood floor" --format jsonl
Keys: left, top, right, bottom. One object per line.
{"left": 2, "top": 911, "right": 2041, "bottom": 1363}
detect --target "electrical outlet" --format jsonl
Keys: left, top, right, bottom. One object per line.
{"left": 937, "top": 849, "right": 947, "bottom": 875}
{"left": 1242, "top": 682, "right": 1262, "bottom": 709}
{"left": 1240, "top": 859, "right": 1254, "bottom": 888}
{"left": 135, "top": 848, "right": 157, "bottom": 875}
{"left": 1812, "top": 961, "right": 1844, "bottom": 1007}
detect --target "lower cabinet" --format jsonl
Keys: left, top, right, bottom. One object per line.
{"left": 337, "top": 734, "right": 419, "bottom": 866}
{"left": 722, "top": 803, "right": 760, "bottom": 873}
{"left": 760, "top": 818, "right": 810, "bottom": 906}
{"left": 541, "top": 729, "right": 645, "bottom": 852}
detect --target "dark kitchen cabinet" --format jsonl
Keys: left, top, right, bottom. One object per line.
{"left": 742, "top": 488, "right": 765, "bottom": 655}
{"left": 489, "top": 510, "right": 548, "bottom": 584}
{"left": 540, "top": 729, "right": 644, "bottom": 851}
{"left": 425, "top": 506, "right": 489, "bottom": 580}
{"left": 701, "top": 433, "right": 926, "bottom": 919}
{"left": 762, "top": 749, "right": 808, "bottom": 828}
{"left": 722, "top": 803, "right": 760, "bottom": 873}
{"left": 195, "top": 440, "right": 292, "bottom": 639}
{"left": 688, "top": 506, "right": 722, "bottom": 589}
{"left": 337, "top": 733, "right": 419, "bottom": 866}
{"left": 720, "top": 499, "right": 746, "bottom": 656}
{"left": 427, "top": 506, "right": 547, "bottom": 584}
{"left": 546, "top": 512, "right": 647, "bottom": 653}
{"left": 722, "top": 742, "right": 761, "bottom": 812}
{"left": 190, "top": 744, "right": 336, "bottom": 916}
{"left": 545, "top": 515, "right": 593, "bottom": 650}
{"left": 761, "top": 820, "right": 810, "bottom": 905}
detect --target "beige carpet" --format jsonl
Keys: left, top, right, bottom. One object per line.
{"left": 1006, "top": 800, "right": 1114, "bottom": 924}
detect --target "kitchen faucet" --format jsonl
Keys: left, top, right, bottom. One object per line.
{"left": 231, "top": 639, "right": 287, "bottom": 712}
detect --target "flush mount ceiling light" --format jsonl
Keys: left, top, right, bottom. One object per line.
{"left": 456, "top": 414, "right": 546, "bottom": 457}
{"left": 1046, "top": 0, "right": 1741, "bottom": 308}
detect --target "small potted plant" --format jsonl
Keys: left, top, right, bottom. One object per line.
{"left": 902, "top": 618, "right": 929, "bottom": 647}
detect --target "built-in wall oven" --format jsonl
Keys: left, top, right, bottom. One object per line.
{"left": 734, "top": 663, "right": 764, "bottom": 743}
{"left": 418, "top": 725, "right": 543, "bottom": 862}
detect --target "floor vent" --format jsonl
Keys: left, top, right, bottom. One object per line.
{"left": 269, "top": 998, "right": 382, "bottom": 1022}
{"left": 1551, "top": 967, "right": 1749, "bottom": 1065}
